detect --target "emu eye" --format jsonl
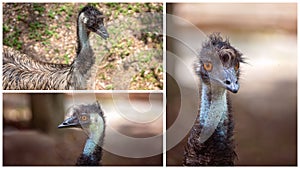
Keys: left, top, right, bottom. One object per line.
{"left": 203, "top": 62, "right": 213, "bottom": 72}
{"left": 80, "top": 115, "right": 88, "bottom": 121}
{"left": 234, "top": 62, "right": 240, "bottom": 71}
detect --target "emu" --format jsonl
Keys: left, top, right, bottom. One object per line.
{"left": 58, "top": 101, "right": 105, "bottom": 166}
{"left": 183, "top": 33, "right": 244, "bottom": 165}
{"left": 3, "top": 5, "right": 109, "bottom": 90}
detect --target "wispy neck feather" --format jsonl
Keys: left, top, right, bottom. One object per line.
{"left": 77, "top": 13, "right": 90, "bottom": 55}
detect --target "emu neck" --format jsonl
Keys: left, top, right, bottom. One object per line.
{"left": 76, "top": 117, "right": 105, "bottom": 166}
{"left": 76, "top": 135, "right": 103, "bottom": 166}
{"left": 83, "top": 138, "right": 98, "bottom": 157}
{"left": 70, "top": 45, "right": 95, "bottom": 89}
{"left": 71, "top": 13, "right": 94, "bottom": 89}
{"left": 83, "top": 120, "right": 104, "bottom": 157}
{"left": 199, "top": 83, "right": 228, "bottom": 143}
{"left": 183, "top": 82, "right": 236, "bottom": 165}
{"left": 77, "top": 13, "right": 90, "bottom": 54}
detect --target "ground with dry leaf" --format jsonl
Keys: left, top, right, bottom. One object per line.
{"left": 3, "top": 3, "right": 163, "bottom": 90}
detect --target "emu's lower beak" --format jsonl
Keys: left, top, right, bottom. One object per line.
{"left": 58, "top": 116, "right": 80, "bottom": 129}
{"left": 97, "top": 25, "right": 109, "bottom": 40}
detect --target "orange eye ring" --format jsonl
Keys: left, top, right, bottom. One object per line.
{"left": 234, "top": 62, "right": 240, "bottom": 71}
{"left": 203, "top": 63, "right": 213, "bottom": 72}
{"left": 80, "top": 115, "right": 88, "bottom": 121}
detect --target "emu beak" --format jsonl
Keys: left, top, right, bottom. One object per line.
{"left": 222, "top": 67, "right": 239, "bottom": 93}
{"left": 97, "top": 25, "right": 109, "bottom": 40}
{"left": 58, "top": 116, "right": 80, "bottom": 129}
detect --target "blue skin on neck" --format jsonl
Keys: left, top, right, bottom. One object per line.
{"left": 81, "top": 114, "right": 104, "bottom": 161}
{"left": 83, "top": 138, "right": 97, "bottom": 160}
{"left": 199, "top": 83, "right": 229, "bottom": 143}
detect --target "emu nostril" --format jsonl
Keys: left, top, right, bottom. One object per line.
{"left": 225, "top": 80, "right": 231, "bottom": 85}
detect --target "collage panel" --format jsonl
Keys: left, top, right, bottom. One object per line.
{"left": 3, "top": 3, "right": 163, "bottom": 90}
{"left": 166, "top": 3, "right": 296, "bottom": 166}
{"left": 1, "top": 1, "right": 299, "bottom": 167}
{"left": 2, "top": 2, "right": 164, "bottom": 167}
{"left": 3, "top": 93, "right": 163, "bottom": 166}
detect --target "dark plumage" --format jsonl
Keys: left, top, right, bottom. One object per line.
{"left": 76, "top": 144, "right": 103, "bottom": 166}
{"left": 3, "top": 5, "right": 109, "bottom": 90}
{"left": 183, "top": 33, "right": 243, "bottom": 166}
{"left": 58, "top": 101, "right": 105, "bottom": 166}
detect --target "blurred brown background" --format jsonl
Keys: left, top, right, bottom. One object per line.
{"left": 3, "top": 93, "right": 163, "bottom": 166}
{"left": 166, "top": 3, "right": 297, "bottom": 166}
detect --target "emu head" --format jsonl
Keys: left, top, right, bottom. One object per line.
{"left": 195, "top": 33, "right": 243, "bottom": 93}
{"left": 58, "top": 101, "right": 105, "bottom": 142}
{"left": 79, "top": 6, "right": 109, "bottom": 39}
